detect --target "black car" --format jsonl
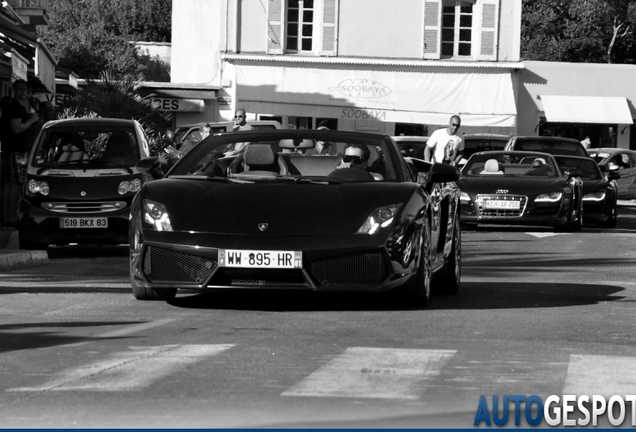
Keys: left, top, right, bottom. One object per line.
{"left": 504, "top": 136, "right": 588, "bottom": 157}
{"left": 19, "top": 118, "right": 151, "bottom": 250}
{"left": 130, "top": 129, "right": 462, "bottom": 306}
{"left": 458, "top": 151, "right": 583, "bottom": 230}
{"left": 554, "top": 155, "right": 619, "bottom": 228}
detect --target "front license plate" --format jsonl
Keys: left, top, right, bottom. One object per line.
{"left": 60, "top": 217, "right": 108, "bottom": 229}
{"left": 218, "top": 249, "right": 302, "bottom": 269}
{"left": 484, "top": 200, "right": 520, "bottom": 210}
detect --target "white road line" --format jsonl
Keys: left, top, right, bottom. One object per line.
{"left": 8, "top": 344, "right": 234, "bottom": 392}
{"left": 281, "top": 347, "right": 456, "bottom": 400}
{"left": 526, "top": 232, "right": 570, "bottom": 238}
{"left": 60, "top": 318, "right": 178, "bottom": 348}
{"left": 563, "top": 354, "right": 636, "bottom": 397}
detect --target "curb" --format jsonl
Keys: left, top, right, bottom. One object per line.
{"left": 0, "top": 230, "right": 49, "bottom": 270}
{"left": 0, "top": 250, "right": 48, "bottom": 270}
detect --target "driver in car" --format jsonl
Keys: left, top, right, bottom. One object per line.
{"left": 336, "top": 144, "right": 383, "bottom": 180}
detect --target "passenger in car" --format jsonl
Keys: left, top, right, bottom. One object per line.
{"left": 304, "top": 125, "right": 338, "bottom": 155}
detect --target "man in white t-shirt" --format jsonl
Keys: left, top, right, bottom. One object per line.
{"left": 424, "top": 115, "right": 464, "bottom": 166}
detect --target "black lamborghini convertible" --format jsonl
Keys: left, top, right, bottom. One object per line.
{"left": 129, "top": 129, "right": 461, "bottom": 306}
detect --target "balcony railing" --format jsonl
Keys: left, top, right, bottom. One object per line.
{"left": 6, "top": 0, "right": 49, "bottom": 8}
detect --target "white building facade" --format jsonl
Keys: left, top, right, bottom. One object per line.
{"left": 171, "top": 0, "right": 523, "bottom": 136}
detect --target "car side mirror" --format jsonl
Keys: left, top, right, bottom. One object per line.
{"left": 136, "top": 156, "right": 165, "bottom": 180}
{"left": 607, "top": 171, "right": 621, "bottom": 180}
{"left": 567, "top": 168, "right": 582, "bottom": 178}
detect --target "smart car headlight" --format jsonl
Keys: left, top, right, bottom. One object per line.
{"left": 356, "top": 204, "right": 401, "bottom": 235}
{"left": 118, "top": 179, "right": 142, "bottom": 195}
{"left": 143, "top": 199, "right": 173, "bottom": 231}
{"left": 536, "top": 191, "right": 563, "bottom": 202}
{"left": 28, "top": 179, "right": 49, "bottom": 196}
{"left": 583, "top": 191, "right": 606, "bottom": 201}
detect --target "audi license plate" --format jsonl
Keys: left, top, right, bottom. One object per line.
{"left": 484, "top": 200, "right": 520, "bottom": 210}
{"left": 60, "top": 217, "right": 108, "bottom": 229}
{"left": 219, "top": 249, "right": 302, "bottom": 269}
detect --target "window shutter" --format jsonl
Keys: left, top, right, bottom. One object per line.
{"left": 320, "top": 0, "right": 339, "bottom": 56}
{"left": 477, "top": 0, "right": 498, "bottom": 60}
{"left": 422, "top": 0, "right": 441, "bottom": 59}
{"left": 267, "top": 0, "right": 284, "bottom": 54}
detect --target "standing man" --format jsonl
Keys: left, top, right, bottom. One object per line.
{"left": 30, "top": 100, "right": 57, "bottom": 140}
{"left": 424, "top": 115, "right": 464, "bottom": 166}
{"left": 231, "top": 108, "right": 253, "bottom": 154}
{"left": 0, "top": 79, "right": 39, "bottom": 226}
{"left": 232, "top": 108, "right": 253, "bottom": 132}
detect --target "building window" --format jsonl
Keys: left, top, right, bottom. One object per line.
{"left": 267, "top": 0, "right": 338, "bottom": 55}
{"left": 441, "top": 0, "right": 474, "bottom": 58}
{"left": 286, "top": 0, "right": 314, "bottom": 52}
{"left": 423, "top": 0, "right": 497, "bottom": 60}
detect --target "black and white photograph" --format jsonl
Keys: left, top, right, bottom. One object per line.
{"left": 1, "top": 0, "right": 636, "bottom": 429}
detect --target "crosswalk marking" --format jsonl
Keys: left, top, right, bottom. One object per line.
{"left": 563, "top": 354, "right": 636, "bottom": 397}
{"left": 8, "top": 344, "right": 234, "bottom": 392}
{"left": 281, "top": 347, "right": 456, "bottom": 400}
{"left": 526, "top": 232, "right": 570, "bottom": 238}
{"left": 61, "top": 318, "right": 178, "bottom": 348}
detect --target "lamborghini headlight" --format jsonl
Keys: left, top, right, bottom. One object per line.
{"left": 536, "top": 191, "right": 563, "bottom": 202}
{"left": 356, "top": 204, "right": 401, "bottom": 235}
{"left": 143, "top": 199, "right": 173, "bottom": 231}
{"left": 583, "top": 191, "right": 605, "bottom": 201}
{"left": 28, "top": 179, "right": 49, "bottom": 196}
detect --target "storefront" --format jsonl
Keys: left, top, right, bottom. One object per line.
{"left": 221, "top": 55, "right": 522, "bottom": 136}
{"left": 519, "top": 61, "right": 636, "bottom": 150}
{"left": 136, "top": 82, "right": 220, "bottom": 127}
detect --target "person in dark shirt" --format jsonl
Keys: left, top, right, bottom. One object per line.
{"left": 0, "top": 79, "right": 39, "bottom": 225}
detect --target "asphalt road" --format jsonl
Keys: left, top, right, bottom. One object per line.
{"left": 0, "top": 203, "right": 635, "bottom": 428}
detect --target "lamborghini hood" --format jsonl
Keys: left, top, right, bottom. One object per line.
{"left": 142, "top": 179, "right": 417, "bottom": 236}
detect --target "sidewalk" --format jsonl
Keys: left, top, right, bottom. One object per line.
{"left": 0, "top": 228, "right": 48, "bottom": 270}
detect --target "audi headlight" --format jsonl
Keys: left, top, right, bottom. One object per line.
{"left": 583, "top": 191, "right": 606, "bottom": 201}
{"left": 536, "top": 192, "right": 563, "bottom": 202}
{"left": 28, "top": 179, "right": 49, "bottom": 196}
{"left": 118, "top": 179, "right": 143, "bottom": 195}
{"left": 143, "top": 199, "right": 173, "bottom": 231}
{"left": 356, "top": 204, "right": 401, "bottom": 235}
{"left": 460, "top": 192, "right": 471, "bottom": 202}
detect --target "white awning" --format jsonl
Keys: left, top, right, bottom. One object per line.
{"left": 235, "top": 65, "right": 517, "bottom": 127}
{"left": 541, "top": 95, "right": 633, "bottom": 124}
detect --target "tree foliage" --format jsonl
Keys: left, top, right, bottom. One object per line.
{"left": 36, "top": 0, "right": 171, "bottom": 80}
{"left": 522, "top": 0, "right": 636, "bottom": 63}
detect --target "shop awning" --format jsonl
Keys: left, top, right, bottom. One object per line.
{"left": 541, "top": 95, "right": 633, "bottom": 124}
{"left": 235, "top": 65, "right": 517, "bottom": 127}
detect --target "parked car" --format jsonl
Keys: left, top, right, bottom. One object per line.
{"left": 587, "top": 148, "right": 636, "bottom": 200}
{"left": 130, "top": 129, "right": 462, "bottom": 306}
{"left": 171, "top": 120, "right": 282, "bottom": 153}
{"left": 19, "top": 118, "right": 151, "bottom": 250}
{"left": 458, "top": 151, "right": 583, "bottom": 231}
{"left": 462, "top": 133, "right": 510, "bottom": 160}
{"left": 504, "top": 136, "right": 588, "bottom": 157}
{"left": 391, "top": 135, "right": 429, "bottom": 159}
{"left": 553, "top": 155, "right": 619, "bottom": 228}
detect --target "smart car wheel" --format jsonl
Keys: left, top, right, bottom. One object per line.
{"left": 406, "top": 221, "right": 432, "bottom": 307}
{"left": 434, "top": 220, "right": 461, "bottom": 295}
